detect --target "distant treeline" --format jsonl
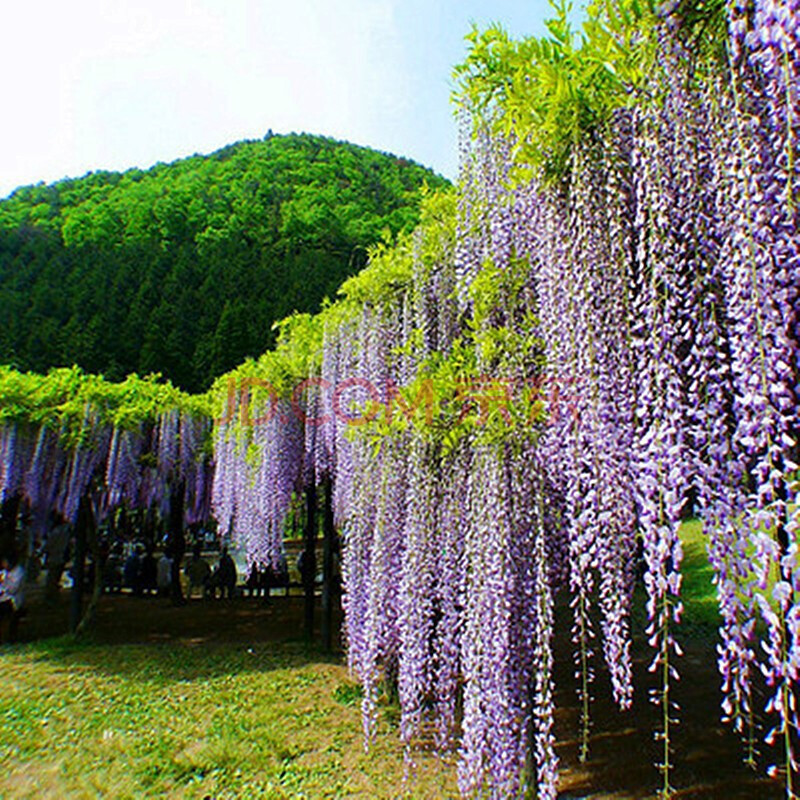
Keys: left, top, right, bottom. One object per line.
{"left": 0, "top": 133, "right": 448, "bottom": 392}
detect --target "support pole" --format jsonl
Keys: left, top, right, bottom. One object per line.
{"left": 168, "top": 482, "right": 186, "bottom": 606}
{"left": 69, "top": 495, "right": 91, "bottom": 634}
{"left": 321, "top": 477, "right": 335, "bottom": 652}
{"left": 303, "top": 480, "right": 318, "bottom": 644}
{"left": 0, "top": 493, "right": 21, "bottom": 558}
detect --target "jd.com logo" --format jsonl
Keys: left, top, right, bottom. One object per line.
{"left": 216, "top": 375, "right": 584, "bottom": 428}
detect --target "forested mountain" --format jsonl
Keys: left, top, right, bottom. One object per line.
{"left": 0, "top": 133, "right": 448, "bottom": 391}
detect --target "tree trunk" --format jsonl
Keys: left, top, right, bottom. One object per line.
{"left": 75, "top": 498, "right": 103, "bottom": 638}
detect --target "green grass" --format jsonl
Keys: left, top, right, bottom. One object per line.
{"left": 0, "top": 515, "right": 788, "bottom": 799}
{"left": 679, "top": 517, "right": 722, "bottom": 630}
{"left": 678, "top": 505, "right": 800, "bottom": 632}
{"left": 0, "top": 639, "right": 457, "bottom": 799}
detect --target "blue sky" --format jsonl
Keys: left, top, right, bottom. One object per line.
{"left": 0, "top": 0, "right": 559, "bottom": 198}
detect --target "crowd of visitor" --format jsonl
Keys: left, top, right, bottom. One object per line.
{"left": 245, "top": 555, "right": 290, "bottom": 598}
{"left": 0, "top": 508, "right": 339, "bottom": 644}
{"left": 184, "top": 544, "right": 237, "bottom": 599}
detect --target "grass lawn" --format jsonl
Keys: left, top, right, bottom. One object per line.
{"left": 0, "top": 517, "right": 785, "bottom": 799}
{"left": 0, "top": 638, "right": 457, "bottom": 799}
{"left": 675, "top": 517, "right": 721, "bottom": 629}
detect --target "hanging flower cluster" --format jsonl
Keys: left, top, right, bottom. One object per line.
{"left": 211, "top": 395, "right": 302, "bottom": 568}
{"left": 201, "top": 2, "right": 798, "bottom": 798}
{"left": 0, "top": 368, "right": 213, "bottom": 533}
{"left": 286, "top": 148, "right": 559, "bottom": 799}
{"left": 445, "top": 2, "right": 797, "bottom": 795}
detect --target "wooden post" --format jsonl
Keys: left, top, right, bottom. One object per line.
{"left": 303, "top": 480, "right": 317, "bottom": 644}
{"left": 321, "top": 478, "right": 335, "bottom": 653}
{"left": 75, "top": 495, "right": 104, "bottom": 638}
{"left": 0, "top": 493, "right": 21, "bottom": 558}
{"left": 69, "top": 496, "right": 91, "bottom": 634}
{"left": 168, "top": 482, "right": 186, "bottom": 606}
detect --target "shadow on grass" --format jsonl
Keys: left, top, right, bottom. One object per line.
{"left": 8, "top": 588, "right": 345, "bottom": 683}
{"left": 550, "top": 573, "right": 782, "bottom": 800}
{"left": 11, "top": 634, "right": 341, "bottom": 686}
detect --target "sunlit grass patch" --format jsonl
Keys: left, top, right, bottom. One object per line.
{"left": 0, "top": 640, "right": 456, "bottom": 799}
{"left": 679, "top": 518, "right": 722, "bottom": 630}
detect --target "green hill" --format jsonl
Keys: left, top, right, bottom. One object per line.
{"left": 0, "top": 133, "right": 449, "bottom": 392}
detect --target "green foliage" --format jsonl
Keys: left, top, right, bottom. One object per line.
{"left": 0, "top": 134, "right": 449, "bottom": 392}
{"left": 455, "top": 0, "right": 658, "bottom": 181}
{"left": 208, "top": 190, "right": 457, "bottom": 429}
{"left": 333, "top": 190, "right": 545, "bottom": 452}
{"left": 0, "top": 365, "right": 209, "bottom": 444}
{"left": 455, "top": 0, "right": 730, "bottom": 182}
{"left": 208, "top": 310, "right": 325, "bottom": 429}
{"left": 336, "top": 188, "right": 456, "bottom": 310}
{"left": 364, "top": 335, "right": 545, "bottom": 454}
{"left": 206, "top": 181, "right": 543, "bottom": 453}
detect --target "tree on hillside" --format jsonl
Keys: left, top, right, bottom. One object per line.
{"left": 0, "top": 134, "right": 449, "bottom": 391}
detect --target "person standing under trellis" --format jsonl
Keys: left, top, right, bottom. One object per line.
{"left": 0, "top": 549, "right": 25, "bottom": 643}
{"left": 44, "top": 512, "right": 70, "bottom": 604}
{"left": 216, "top": 547, "right": 237, "bottom": 600}
{"left": 185, "top": 544, "right": 210, "bottom": 598}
